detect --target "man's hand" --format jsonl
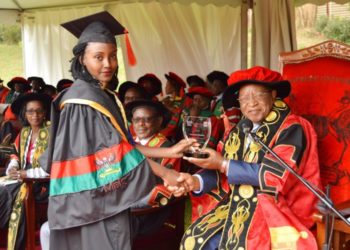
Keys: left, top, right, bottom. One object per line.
{"left": 162, "top": 169, "right": 188, "bottom": 196}
{"left": 183, "top": 148, "right": 223, "bottom": 170}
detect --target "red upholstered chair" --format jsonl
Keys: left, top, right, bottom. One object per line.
{"left": 279, "top": 40, "right": 350, "bottom": 249}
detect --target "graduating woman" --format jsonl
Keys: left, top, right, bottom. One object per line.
{"left": 41, "top": 12, "right": 191, "bottom": 250}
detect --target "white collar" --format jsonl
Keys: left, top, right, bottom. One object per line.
{"left": 252, "top": 123, "right": 261, "bottom": 132}
{"left": 135, "top": 136, "right": 152, "bottom": 146}
{"left": 215, "top": 93, "right": 223, "bottom": 100}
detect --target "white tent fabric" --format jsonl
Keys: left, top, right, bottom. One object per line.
{"left": 109, "top": 2, "right": 242, "bottom": 83}
{"left": 252, "top": 0, "right": 297, "bottom": 71}
{"left": 22, "top": 1, "right": 242, "bottom": 85}
{"left": 0, "top": 0, "right": 242, "bottom": 11}
{"left": 22, "top": 6, "right": 104, "bottom": 85}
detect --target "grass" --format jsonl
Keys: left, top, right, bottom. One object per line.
{"left": 296, "top": 27, "right": 328, "bottom": 50}
{"left": 0, "top": 43, "right": 23, "bottom": 86}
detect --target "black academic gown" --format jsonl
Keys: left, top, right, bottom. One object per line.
{"left": 41, "top": 79, "right": 157, "bottom": 250}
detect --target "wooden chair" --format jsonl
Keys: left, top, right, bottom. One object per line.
{"left": 23, "top": 177, "right": 49, "bottom": 250}
{"left": 132, "top": 197, "right": 186, "bottom": 250}
{"left": 313, "top": 200, "right": 350, "bottom": 249}
{"left": 0, "top": 177, "right": 48, "bottom": 250}
{"left": 279, "top": 40, "right": 350, "bottom": 249}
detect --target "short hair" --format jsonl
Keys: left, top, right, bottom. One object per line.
{"left": 207, "top": 71, "right": 229, "bottom": 87}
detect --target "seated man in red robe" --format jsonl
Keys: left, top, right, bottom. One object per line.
{"left": 125, "top": 100, "right": 181, "bottom": 236}
{"left": 170, "top": 66, "right": 321, "bottom": 250}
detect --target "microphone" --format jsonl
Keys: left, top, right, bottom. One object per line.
{"left": 239, "top": 118, "right": 253, "bottom": 135}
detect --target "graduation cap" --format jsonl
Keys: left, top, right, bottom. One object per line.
{"left": 61, "top": 11, "right": 136, "bottom": 66}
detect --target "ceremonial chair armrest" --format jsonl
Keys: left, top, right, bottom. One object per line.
{"left": 22, "top": 176, "right": 50, "bottom": 250}
{"left": 312, "top": 211, "right": 324, "bottom": 223}
{"left": 131, "top": 196, "right": 185, "bottom": 216}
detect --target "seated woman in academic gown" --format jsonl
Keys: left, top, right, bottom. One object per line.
{"left": 0, "top": 92, "right": 51, "bottom": 250}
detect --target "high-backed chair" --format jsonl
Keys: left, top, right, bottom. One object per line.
{"left": 279, "top": 40, "right": 350, "bottom": 249}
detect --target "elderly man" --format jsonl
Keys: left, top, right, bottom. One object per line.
{"left": 172, "top": 66, "right": 321, "bottom": 249}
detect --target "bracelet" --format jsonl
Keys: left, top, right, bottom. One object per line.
{"left": 220, "top": 158, "right": 229, "bottom": 174}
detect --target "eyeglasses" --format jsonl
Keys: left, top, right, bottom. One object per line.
{"left": 25, "top": 109, "right": 45, "bottom": 115}
{"left": 132, "top": 116, "right": 157, "bottom": 124}
{"left": 237, "top": 91, "right": 271, "bottom": 105}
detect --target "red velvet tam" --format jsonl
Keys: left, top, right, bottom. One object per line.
{"left": 164, "top": 72, "right": 186, "bottom": 89}
{"left": 187, "top": 86, "right": 214, "bottom": 98}
{"left": 7, "top": 77, "right": 31, "bottom": 91}
{"left": 138, "top": 73, "right": 162, "bottom": 95}
{"left": 222, "top": 66, "right": 291, "bottom": 109}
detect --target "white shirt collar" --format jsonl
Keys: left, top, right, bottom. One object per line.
{"left": 135, "top": 136, "right": 152, "bottom": 146}
{"left": 215, "top": 92, "right": 223, "bottom": 100}
{"left": 252, "top": 123, "right": 261, "bottom": 132}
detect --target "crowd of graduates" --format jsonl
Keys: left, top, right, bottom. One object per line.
{"left": 0, "top": 71, "right": 241, "bottom": 160}
{"left": 0, "top": 77, "right": 73, "bottom": 155}
{"left": 0, "top": 70, "right": 241, "bottom": 249}
{"left": 0, "top": 10, "right": 322, "bottom": 250}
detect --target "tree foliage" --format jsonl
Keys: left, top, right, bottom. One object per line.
{"left": 0, "top": 24, "right": 21, "bottom": 45}
{"left": 316, "top": 16, "right": 350, "bottom": 44}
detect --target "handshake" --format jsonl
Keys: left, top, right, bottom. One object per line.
{"left": 161, "top": 146, "right": 227, "bottom": 197}
{"left": 164, "top": 172, "right": 200, "bottom": 197}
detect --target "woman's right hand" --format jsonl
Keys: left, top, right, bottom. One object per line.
{"left": 6, "top": 159, "right": 20, "bottom": 178}
{"left": 8, "top": 167, "right": 20, "bottom": 180}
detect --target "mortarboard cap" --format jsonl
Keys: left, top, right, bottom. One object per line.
{"left": 61, "top": 11, "right": 125, "bottom": 44}
{"left": 61, "top": 11, "right": 136, "bottom": 66}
